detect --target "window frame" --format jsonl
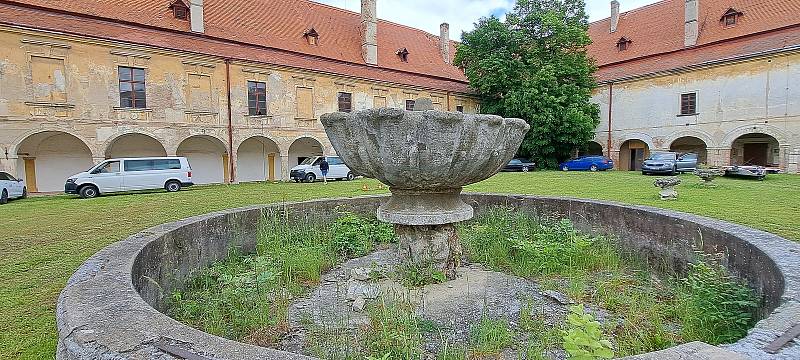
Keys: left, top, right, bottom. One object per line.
{"left": 247, "top": 81, "right": 267, "bottom": 116}
{"left": 679, "top": 92, "right": 698, "bottom": 116}
{"left": 338, "top": 92, "right": 352, "bottom": 113}
{"left": 456, "top": 105, "right": 464, "bottom": 113}
{"left": 405, "top": 99, "right": 415, "bottom": 111}
{"left": 118, "top": 66, "right": 147, "bottom": 109}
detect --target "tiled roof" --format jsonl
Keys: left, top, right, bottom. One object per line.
{"left": 0, "top": 0, "right": 466, "bottom": 91}
{"left": 589, "top": 0, "right": 800, "bottom": 82}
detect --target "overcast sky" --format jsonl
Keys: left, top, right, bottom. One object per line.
{"left": 314, "top": 0, "right": 660, "bottom": 37}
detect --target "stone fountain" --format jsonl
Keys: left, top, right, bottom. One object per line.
{"left": 320, "top": 99, "right": 530, "bottom": 278}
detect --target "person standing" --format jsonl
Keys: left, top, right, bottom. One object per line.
{"left": 319, "top": 157, "right": 330, "bottom": 184}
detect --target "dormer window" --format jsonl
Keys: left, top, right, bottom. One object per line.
{"left": 396, "top": 48, "right": 410, "bottom": 62}
{"left": 616, "top": 37, "right": 632, "bottom": 51}
{"left": 721, "top": 8, "right": 743, "bottom": 27}
{"left": 169, "top": 0, "right": 189, "bottom": 20}
{"left": 303, "top": 28, "right": 319, "bottom": 45}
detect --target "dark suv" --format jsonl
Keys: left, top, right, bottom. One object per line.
{"left": 641, "top": 152, "right": 698, "bottom": 175}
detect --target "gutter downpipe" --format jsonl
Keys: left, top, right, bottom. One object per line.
{"left": 225, "top": 59, "right": 235, "bottom": 183}
{"left": 607, "top": 82, "right": 614, "bottom": 161}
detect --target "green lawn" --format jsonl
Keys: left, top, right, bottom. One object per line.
{"left": 1, "top": 171, "right": 798, "bottom": 359}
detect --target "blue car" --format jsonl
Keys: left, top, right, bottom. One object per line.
{"left": 559, "top": 156, "right": 614, "bottom": 172}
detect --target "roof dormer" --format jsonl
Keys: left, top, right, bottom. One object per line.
{"left": 396, "top": 47, "right": 410, "bottom": 62}
{"left": 616, "top": 37, "right": 632, "bottom": 51}
{"left": 303, "top": 28, "right": 320, "bottom": 45}
{"left": 721, "top": 8, "right": 744, "bottom": 27}
{"left": 169, "top": 0, "right": 190, "bottom": 20}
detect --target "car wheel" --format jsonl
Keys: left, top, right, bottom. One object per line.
{"left": 590, "top": 164, "right": 599, "bottom": 172}
{"left": 522, "top": 166, "right": 529, "bottom": 172}
{"left": 305, "top": 173, "right": 316, "bottom": 183}
{"left": 561, "top": 165, "right": 569, "bottom": 171}
{"left": 79, "top": 185, "right": 98, "bottom": 199}
{"left": 21, "top": 187, "right": 27, "bottom": 199}
{"left": 0, "top": 189, "right": 7, "bottom": 204}
{"left": 346, "top": 172, "right": 355, "bottom": 181}
{"left": 165, "top": 181, "right": 182, "bottom": 192}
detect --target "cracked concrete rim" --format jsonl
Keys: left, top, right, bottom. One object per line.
{"left": 56, "top": 194, "right": 800, "bottom": 359}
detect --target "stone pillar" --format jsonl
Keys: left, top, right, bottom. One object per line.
{"left": 707, "top": 148, "right": 731, "bottom": 167}
{"left": 360, "top": 0, "right": 377, "bottom": 65}
{"left": 788, "top": 147, "right": 799, "bottom": 174}
{"left": 779, "top": 145, "right": 790, "bottom": 172}
{"left": 280, "top": 153, "right": 290, "bottom": 181}
{"left": 610, "top": 149, "right": 621, "bottom": 170}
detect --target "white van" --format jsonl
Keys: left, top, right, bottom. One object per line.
{"left": 65, "top": 157, "right": 194, "bottom": 198}
{"left": 289, "top": 156, "right": 355, "bottom": 182}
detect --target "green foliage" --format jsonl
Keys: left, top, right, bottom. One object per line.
{"left": 330, "top": 212, "right": 395, "bottom": 257}
{"left": 168, "top": 211, "right": 394, "bottom": 343}
{"left": 397, "top": 261, "right": 447, "bottom": 287}
{"left": 470, "top": 317, "right": 514, "bottom": 355}
{"left": 562, "top": 305, "right": 614, "bottom": 360}
{"left": 676, "top": 257, "right": 759, "bottom": 344}
{"left": 454, "top": 0, "right": 600, "bottom": 168}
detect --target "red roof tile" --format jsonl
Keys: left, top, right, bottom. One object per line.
{"left": 1, "top": 0, "right": 466, "bottom": 90}
{"left": 589, "top": 0, "right": 800, "bottom": 82}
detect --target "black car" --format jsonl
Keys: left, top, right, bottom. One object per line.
{"left": 502, "top": 158, "right": 535, "bottom": 172}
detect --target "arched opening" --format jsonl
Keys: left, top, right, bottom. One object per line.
{"left": 15, "top": 131, "right": 94, "bottom": 192}
{"left": 670, "top": 136, "right": 708, "bottom": 164}
{"left": 288, "top": 137, "right": 324, "bottom": 169}
{"left": 731, "top": 133, "right": 780, "bottom": 167}
{"left": 579, "top": 141, "right": 604, "bottom": 157}
{"left": 237, "top": 137, "right": 281, "bottom": 182}
{"left": 106, "top": 133, "right": 167, "bottom": 159}
{"left": 177, "top": 136, "right": 228, "bottom": 185}
{"left": 619, "top": 139, "right": 649, "bottom": 171}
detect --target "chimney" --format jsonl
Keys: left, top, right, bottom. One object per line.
{"left": 440, "top": 23, "right": 451, "bottom": 64}
{"left": 610, "top": 1, "right": 620, "bottom": 33}
{"left": 684, "top": 0, "right": 699, "bottom": 47}
{"left": 361, "top": 0, "right": 378, "bottom": 65}
{"left": 189, "top": 0, "right": 204, "bottom": 33}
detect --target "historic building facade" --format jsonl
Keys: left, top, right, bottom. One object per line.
{"left": 0, "top": 0, "right": 477, "bottom": 191}
{"left": 588, "top": 0, "right": 800, "bottom": 173}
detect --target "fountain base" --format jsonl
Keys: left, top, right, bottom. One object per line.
{"left": 395, "top": 223, "right": 463, "bottom": 279}
{"left": 378, "top": 188, "right": 473, "bottom": 226}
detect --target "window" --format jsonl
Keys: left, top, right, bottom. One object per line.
{"left": 124, "top": 160, "right": 154, "bottom": 172}
{"left": 456, "top": 105, "right": 464, "bottom": 113}
{"left": 154, "top": 159, "right": 182, "bottom": 170}
{"left": 247, "top": 81, "right": 267, "bottom": 116}
{"left": 31, "top": 56, "right": 67, "bottom": 103}
{"left": 119, "top": 66, "right": 146, "bottom": 108}
{"left": 170, "top": 0, "right": 189, "bottom": 20}
{"left": 303, "top": 28, "right": 319, "bottom": 45}
{"left": 724, "top": 14, "right": 736, "bottom": 26}
{"left": 406, "top": 99, "right": 415, "bottom": 111}
{"left": 680, "top": 92, "right": 697, "bottom": 115}
{"left": 338, "top": 92, "right": 352, "bottom": 113}
{"left": 327, "top": 157, "right": 343, "bottom": 165}
{"left": 94, "top": 161, "right": 120, "bottom": 174}
{"left": 721, "top": 8, "right": 743, "bottom": 27}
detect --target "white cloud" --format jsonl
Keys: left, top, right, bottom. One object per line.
{"left": 314, "top": 0, "right": 661, "bottom": 37}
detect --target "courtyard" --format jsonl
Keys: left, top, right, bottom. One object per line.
{"left": 1, "top": 171, "right": 799, "bottom": 358}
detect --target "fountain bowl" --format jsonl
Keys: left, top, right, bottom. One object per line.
{"left": 320, "top": 107, "right": 529, "bottom": 225}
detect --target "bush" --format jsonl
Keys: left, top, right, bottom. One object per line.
{"left": 330, "top": 212, "right": 395, "bottom": 257}
{"left": 562, "top": 305, "right": 614, "bottom": 360}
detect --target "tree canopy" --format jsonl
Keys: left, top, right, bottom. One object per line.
{"left": 454, "top": 0, "right": 600, "bottom": 168}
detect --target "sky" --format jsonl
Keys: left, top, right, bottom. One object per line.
{"left": 314, "top": 0, "right": 661, "bottom": 37}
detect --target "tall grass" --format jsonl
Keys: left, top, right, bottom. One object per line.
{"left": 168, "top": 209, "right": 394, "bottom": 344}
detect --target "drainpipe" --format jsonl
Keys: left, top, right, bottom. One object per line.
{"left": 607, "top": 83, "right": 614, "bottom": 160}
{"left": 225, "top": 59, "right": 235, "bottom": 183}
{"left": 446, "top": 91, "right": 451, "bottom": 111}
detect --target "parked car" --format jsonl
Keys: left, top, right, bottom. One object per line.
{"left": 641, "top": 152, "right": 698, "bottom": 175}
{"left": 290, "top": 156, "right": 355, "bottom": 182}
{"left": 502, "top": 158, "right": 536, "bottom": 172}
{"left": 65, "top": 157, "right": 194, "bottom": 199}
{"left": 0, "top": 171, "right": 27, "bottom": 204}
{"left": 559, "top": 156, "right": 614, "bottom": 171}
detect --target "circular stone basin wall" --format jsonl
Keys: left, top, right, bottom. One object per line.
{"left": 57, "top": 194, "right": 800, "bottom": 360}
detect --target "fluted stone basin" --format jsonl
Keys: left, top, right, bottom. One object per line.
{"left": 320, "top": 101, "right": 529, "bottom": 277}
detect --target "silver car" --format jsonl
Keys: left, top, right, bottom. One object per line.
{"left": 642, "top": 152, "right": 698, "bottom": 175}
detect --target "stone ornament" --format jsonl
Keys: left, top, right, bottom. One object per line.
{"left": 654, "top": 177, "right": 681, "bottom": 200}
{"left": 320, "top": 100, "right": 529, "bottom": 278}
{"left": 693, "top": 168, "right": 724, "bottom": 186}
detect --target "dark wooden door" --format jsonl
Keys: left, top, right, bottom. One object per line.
{"left": 630, "top": 149, "right": 644, "bottom": 170}
{"left": 743, "top": 143, "right": 768, "bottom": 165}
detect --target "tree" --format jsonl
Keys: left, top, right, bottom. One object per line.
{"left": 454, "top": 0, "right": 600, "bottom": 168}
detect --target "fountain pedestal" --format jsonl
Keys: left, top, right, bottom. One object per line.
{"left": 321, "top": 100, "right": 530, "bottom": 279}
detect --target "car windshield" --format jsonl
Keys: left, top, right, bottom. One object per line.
{"left": 648, "top": 153, "right": 675, "bottom": 160}
{"left": 300, "top": 157, "right": 316, "bottom": 165}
